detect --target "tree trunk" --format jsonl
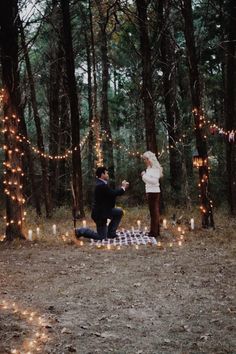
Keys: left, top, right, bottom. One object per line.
{"left": 60, "top": 0, "right": 84, "bottom": 217}
{"left": 88, "top": 0, "right": 103, "bottom": 167}
{"left": 48, "top": 11, "right": 61, "bottom": 208}
{"left": 181, "top": 0, "right": 214, "bottom": 227}
{"left": 85, "top": 28, "right": 94, "bottom": 207}
{"left": 19, "top": 18, "right": 52, "bottom": 217}
{"left": 136, "top": 0, "right": 158, "bottom": 154}
{"left": 0, "top": 0, "right": 25, "bottom": 240}
{"left": 18, "top": 103, "right": 42, "bottom": 216}
{"left": 158, "top": 0, "right": 183, "bottom": 205}
{"left": 95, "top": 0, "right": 115, "bottom": 179}
{"left": 57, "top": 89, "right": 70, "bottom": 204}
{"left": 224, "top": 0, "right": 236, "bottom": 214}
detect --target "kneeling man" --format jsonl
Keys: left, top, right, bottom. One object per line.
{"left": 76, "top": 166, "right": 129, "bottom": 240}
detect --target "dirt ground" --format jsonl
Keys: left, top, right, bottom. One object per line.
{"left": 0, "top": 209, "right": 236, "bottom": 354}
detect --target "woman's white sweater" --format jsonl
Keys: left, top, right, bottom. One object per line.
{"left": 142, "top": 167, "right": 161, "bottom": 193}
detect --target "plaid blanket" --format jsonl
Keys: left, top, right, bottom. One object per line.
{"left": 90, "top": 230, "right": 158, "bottom": 247}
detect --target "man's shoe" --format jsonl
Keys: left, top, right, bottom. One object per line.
{"left": 107, "top": 234, "right": 118, "bottom": 239}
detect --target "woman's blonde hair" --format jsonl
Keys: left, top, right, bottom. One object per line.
{"left": 142, "top": 151, "right": 163, "bottom": 177}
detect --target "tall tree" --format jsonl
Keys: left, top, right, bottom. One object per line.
{"left": 157, "top": 0, "right": 183, "bottom": 204}
{"left": 60, "top": 0, "right": 84, "bottom": 217}
{"left": 224, "top": 0, "right": 236, "bottom": 214}
{"left": 94, "top": 0, "right": 115, "bottom": 179}
{"left": 181, "top": 0, "right": 214, "bottom": 227}
{"left": 48, "top": 1, "right": 61, "bottom": 208}
{"left": 136, "top": 0, "right": 158, "bottom": 154}
{"left": 0, "top": 0, "right": 25, "bottom": 240}
{"left": 88, "top": 0, "right": 102, "bottom": 168}
{"left": 19, "top": 18, "right": 52, "bottom": 217}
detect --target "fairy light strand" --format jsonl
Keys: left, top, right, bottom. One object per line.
{"left": 0, "top": 300, "right": 50, "bottom": 353}
{"left": 0, "top": 89, "right": 25, "bottom": 231}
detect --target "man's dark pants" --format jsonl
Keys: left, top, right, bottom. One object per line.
{"left": 76, "top": 208, "right": 123, "bottom": 240}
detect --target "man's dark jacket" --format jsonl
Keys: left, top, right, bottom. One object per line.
{"left": 91, "top": 178, "right": 125, "bottom": 220}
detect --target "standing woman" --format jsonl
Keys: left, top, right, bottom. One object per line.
{"left": 141, "top": 151, "right": 163, "bottom": 238}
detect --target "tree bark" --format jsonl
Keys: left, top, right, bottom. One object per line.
{"left": 158, "top": 0, "right": 183, "bottom": 205}
{"left": 181, "top": 0, "right": 214, "bottom": 227}
{"left": 136, "top": 0, "right": 158, "bottom": 154}
{"left": 19, "top": 18, "right": 52, "bottom": 217}
{"left": 60, "top": 0, "right": 84, "bottom": 217}
{"left": 94, "top": 0, "right": 115, "bottom": 179}
{"left": 224, "top": 0, "right": 236, "bottom": 214}
{"left": 48, "top": 3, "right": 61, "bottom": 208}
{"left": 0, "top": 0, "right": 25, "bottom": 240}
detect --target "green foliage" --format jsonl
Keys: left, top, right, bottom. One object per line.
{"left": 0, "top": 0, "right": 231, "bottom": 212}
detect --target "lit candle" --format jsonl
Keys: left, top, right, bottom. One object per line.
{"left": 163, "top": 219, "right": 167, "bottom": 229}
{"left": 144, "top": 226, "right": 148, "bottom": 233}
{"left": 177, "top": 226, "right": 181, "bottom": 232}
{"left": 131, "top": 226, "right": 134, "bottom": 233}
{"left": 36, "top": 227, "right": 40, "bottom": 236}
{"left": 157, "top": 241, "right": 161, "bottom": 247}
{"left": 52, "top": 224, "right": 56, "bottom": 235}
{"left": 190, "top": 218, "right": 194, "bottom": 230}
{"left": 137, "top": 220, "right": 141, "bottom": 229}
{"left": 82, "top": 220, "right": 87, "bottom": 228}
{"left": 28, "top": 229, "right": 33, "bottom": 241}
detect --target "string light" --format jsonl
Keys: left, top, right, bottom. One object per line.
{"left": 91, "top": 118, "right": 103, "bottom": 166}
{"left": 0, "top": 300, "right": 50, "bottom": 353}
{"left": 0, "top": 89, "right": 25, "bottom": 232}
{"left": 4, "top": 130, "right": 91, "bottom": 161}
{"left": 192, "top": 107, "right": 214, "bottom": 227}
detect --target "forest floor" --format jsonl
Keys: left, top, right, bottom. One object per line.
{"left": 0, "top": 207, "right": 235, "bottom": 354}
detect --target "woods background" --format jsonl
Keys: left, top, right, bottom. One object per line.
{"left": 0, "top": 0, "right": 236, "bottom": 240}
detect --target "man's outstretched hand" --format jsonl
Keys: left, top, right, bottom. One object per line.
{"left": 121, "top": 180, "right": 129, "bottom": 190}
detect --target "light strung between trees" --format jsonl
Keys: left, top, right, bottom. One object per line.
{"left": 0, "top": 89, "right": 25, "bottom": 233}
